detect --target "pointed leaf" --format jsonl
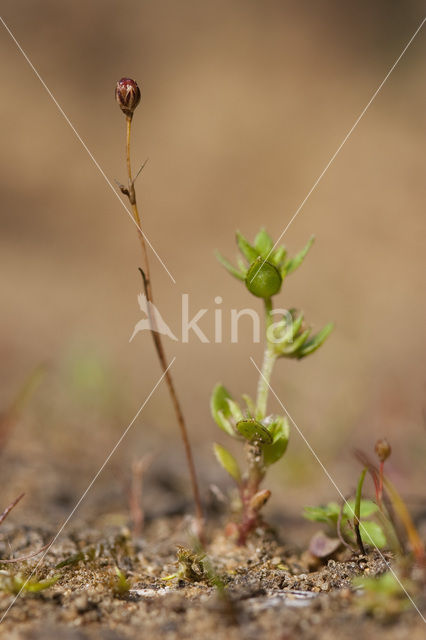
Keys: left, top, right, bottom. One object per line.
{"left": 296, "top": 323, "right": 333, "bottom": 359}
{"left": 236, "top": 231, "right": 260, "bottom": 263}
{"left": 226, "top": 399, "right": 244, "bottom": 423}
{"left": 210, "top": 384, "right": 235, "bottom": 437}
{"left": 280, "top": 328, "right": 311, "bottom": 356}
{"left": 215, "top": 251, "right": 245, "bottom": 281}
{"left": 254, "top": 228, "right": 273, "bottom": 258}
{"left": 270, "top": 245, "right": 287, "bottom": 267}
{"left": 213, "top": 443, "right": 241, "bottom": 482}
{"left": 236, "top": 256, "right": 246, "bottom": 273}
{"left": 242, "top": 393, "right": 256, "bottom": 416}
{"left": 283, "top": 235, "right": 315, "bottom": 275}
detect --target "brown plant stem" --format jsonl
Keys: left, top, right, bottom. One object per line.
{"left": 123, "top": 115, "right": 204, "bottom": 537}
{"left": 0, "top": 494, "right": 25, "bottom": 527}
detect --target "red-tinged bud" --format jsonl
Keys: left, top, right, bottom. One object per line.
{"left": 249, "top": 489, "right": 271, "bottom": 512}
{"left": 115, "top": 77, "right": 141, "bottom": 118}
{"left": 375, "top": 438, "right": 391, "bottom": 462}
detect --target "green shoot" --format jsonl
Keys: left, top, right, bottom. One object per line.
{"left": 212, "top": 229, "right": 332, "bottom": 544}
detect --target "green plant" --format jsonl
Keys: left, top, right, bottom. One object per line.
{"left": 352, "top": 572, "right": 414, "bottom": 619}
{"left": 115, "top": 78, "right": 203, "bottom": 535}
{"left": 212, "top": 229, "right": 333, "bottom": 544}
{"left": 303, "top": 499, "right": 387, "bottom": 550}
{"left": 0, "top": 571, "right": 59, "bottom": 595}
{"left": 112, "top": 567, "right": 130, "bottom": 596}
{"left": 356, "top": 440, "right": 425, "bottom": 564}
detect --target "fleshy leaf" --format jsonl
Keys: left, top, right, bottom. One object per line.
{"left": 296, "top": 323, "right": 333, "bottom": 359}
{"left": 215, "top": 251, "right": 245, "bottom": 281}
{"left": 210, "top": 384, "right": 235, "bottom": 437}
{"left": 213, "top": 443, "right": 241, "bottom": 482}
{"left": 263, "top": 416, "right": 289, "bottom": 465}
{"left": 283, "top": 235, "right": 315, "bottom": 275}
{"left": 236, "top": 419, "right": 273, "bottom": 444}
{"left": 236, "top": 231, "right": 260, "bottom": 263}
{"left": 254, "top": 229, "right": 273, "bottom": 258}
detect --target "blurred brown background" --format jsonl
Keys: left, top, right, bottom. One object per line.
{"left": 1, "top": 1, "right": 425, "bottom": 536}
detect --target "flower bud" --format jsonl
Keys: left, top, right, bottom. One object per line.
{"left": 115, "top": 77, "right": 141, "bottom": 117}
{"left": 249, "top": 489, "right": 271, "bottom": 512}
{"left": 375, "top": 438, "right": 391, "bottom": 462}
{"left": 245, "top": 257, "right": 282, "bottom": 298}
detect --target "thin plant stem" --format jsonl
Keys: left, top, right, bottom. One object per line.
{"left": 255, "top": 298, "right": 276, "bottom": 419}
{"left": 124, "top": 115, "right": 204, "bottom": 536}
{"left": 354, "top": 468, "right": 367, "bottom": 554}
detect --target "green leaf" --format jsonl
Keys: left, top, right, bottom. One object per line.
{"left": 236, "top": 231, "right": 260, "bottom": 263}
{"left": 270, "top": 245, "right": 287, "bottom": 267}
{"left": 280, "top": 328, "right": 311, "bottom": 356}
{"left": 353, "top": 572, "right": 402, "bottom": 595}
{"left": 254, "top": 228, "right": 273, "bottom": 258}
{"left": 303, "top": 502, "right": 340, "bottom": 524}
{"left": 283, "top": 235, "right": 315, "bottom": 275}
{"left": 214, "top": 251, "right": 245, "bottom": 281}
{"left": 296, "top": 323, "right": 333, "bottom": 359}
{"left": 289, "top": 311, "right": 304, "bottom": 340}
{"left": 226, "top": 399, "right": 244, "bottom": 423}
{"left": 210, "top": 384, "right": 235, "bottom": 437}
{"left": 242, "top": 393, "right": 256, "bottom": 416}
{"left": 213, "top": 443, "right": 241, "bottom": 482}
{"left": 359, "top": 521, "right": 387, "bottom": 549}
{"left": 236, "top": 419, "right": 273, "bottom": 444}
{"left": 263, "top": 415, "right": 290, "bottom": 465}
{"left": 343, "top": 499, "right": 379, "bottom": 519}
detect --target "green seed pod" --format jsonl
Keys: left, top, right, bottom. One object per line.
{"left": 245, "top": 257, "right": 282, "bottom": 298}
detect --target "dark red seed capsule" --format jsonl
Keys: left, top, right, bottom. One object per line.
{"left": 115, "top": 77, "right": 141, "bottom": 117}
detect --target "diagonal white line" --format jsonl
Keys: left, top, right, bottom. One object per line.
{"left": 0, "top": 16, "right": 176, "bottom": 285}
{"left": 250, "top": 16, "right": 425, "bottom": 284}
{"left": 0, "top": 358, "right": 175, "bottom": 624}
{"left": 250, "top": 356, "right": 426, "bottom": 623}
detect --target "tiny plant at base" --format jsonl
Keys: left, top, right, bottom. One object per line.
{"left": 303, "top": 499, "right": 387, "bottom": 552}
{"left": 355, "top": 440, "right": 425, "bottom": 564}
{"left": 212, "top": 229, "right": 333, "bottom": 544}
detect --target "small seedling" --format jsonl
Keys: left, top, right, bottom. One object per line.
{"left": 112, "top": 567, "right": 130, "bottom": 596}
{"left": 352, "top": 572, "right": 414, "bottom": 620}
{"left": 164, "top": 545, "right": 209, "bottom": 583}
{"left": 212, "top": 229, "right": 332, "bottom": 543}
{"left": 356, "top": 440, "right": 425, "bottom": 564}
{"left": 0, "top": 571, "right": 59, "bottom": 595}
{"left": 303, "top": 499, "right": 387, "bottom": 551}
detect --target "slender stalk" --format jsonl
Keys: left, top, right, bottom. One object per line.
{"left": 124, "top": 115, "right": 204, "bottom": 536}
{"left": 255, "top": 298, "right": 276, "bottom": 419}
{"left": 354, "top": 468, "right": 367, "bottom": 554}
